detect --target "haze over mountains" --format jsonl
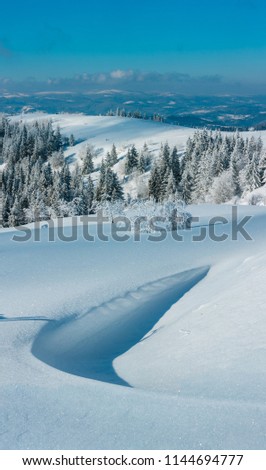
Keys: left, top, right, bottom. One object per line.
{"left": 2, "top": 90, "right": 266, "bottom": 130}
{"left": 2, "top": 70, "right": 266, "bottom": 129}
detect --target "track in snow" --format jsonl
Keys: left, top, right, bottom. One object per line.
{"left": 0, "top": 315, "right": 53, "bottom": 322}
{"left": 32, "top": 266, "right": 209, "bottom": 387}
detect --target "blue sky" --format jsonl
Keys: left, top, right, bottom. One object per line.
{"left": 1, "top": 0, "right": 266, "bottom": 83}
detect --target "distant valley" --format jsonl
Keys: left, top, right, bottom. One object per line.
{"left": 2, "top": 91, "right": 266, "bottom": 130}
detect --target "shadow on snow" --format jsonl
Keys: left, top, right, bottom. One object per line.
{"left": 32, "top": 266, "right": 210, "bottom": 387}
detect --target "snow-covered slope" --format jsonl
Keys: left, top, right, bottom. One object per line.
{"left": 12, "top": 113, "right": 195, "bottom": 160}
{"left": 11, "top": 113, "right": 266, "bottom": 201}
{"left": 13, "top": 112, "right": 266, "bottom": 159}
{"left": 1, "top": 204, "right": 266, "bottom": 449}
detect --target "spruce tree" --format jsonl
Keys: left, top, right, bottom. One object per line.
{"left": 245, "top": 154, "right": 261, "bottom": 192}
{"left": 8, "top": 197, "right": 25, "bottom": 227}
{"left": 105, "top": 152, "right": 112, "bottom": 168}
{"left": 162, "top": 143, "right": 171, "bottom": 168}
{"left": 148, "top": 166, "right": 162, "bottom": 202}
{"left": 61, "top": 164, "right": 72, "bottom": 202}
{"left": 230, "top": 152, "right": 241, "bottom": 197}
{"left": 110, "top": 171, "right": 124, "bottom": 201}
{"left": 69, "top": 134, "right": 75, "bottom": 147}
{"left": 181, "top": 170, "right": 193, "bottom": 204}
{"left": 95, "top": 160, "right": 106, "bottom": 202}
{"left": 82, "top": 148, "right": 94, "bottom": 174}
{"left": 138, "top": 154, "right": 146, "bottom": 173}
{"left": 86, "top": 176, "right": 94, "bottom": 211}
{"left": 171, "top": 146, "right": 181, "bottom": 185}
{"left": 110, "top": 144, "right": 118, "bottom": 165}
{"left": 125, "top": 145, "right": 138, "bottom": 174}
{"left": 259, "top": 152, "right": 266, "bottom": 185}
{"left": 165, "top": 170, "right": 178, "bottom": 200}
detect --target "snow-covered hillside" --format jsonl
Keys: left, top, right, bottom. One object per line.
{"left": 13, "top": 112, "right": 266, "bottom": 160}
{"left": 12, "top": 113, "right": 195, "bottom": 159}
{"left": 11, "top": 112, "right": 266, "bottom": 203}
{"left": 1, "top": 204, "right": 266, "bottom": 449}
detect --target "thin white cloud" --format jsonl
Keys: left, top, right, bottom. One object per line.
{"left": 110, "top": 69, "right": 133, "bottom": 79}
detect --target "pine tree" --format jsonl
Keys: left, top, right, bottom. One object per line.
{"left": 162, "top": 143, "right": 171, "bottom": 168}
{"left": 61, "top": 164, "right": 72, "bottom": 202}
{"left": 259, "top": 152, "right": 266, "bottom": 185}
{"left": 148, "top": 166, "right": 162, "bottom": 202}
{"left": 110, "top": 144, "right": 118, "bottom": 165}
{"left": 220, "top": 138, "right": 231, "bottom": 170}
{"left": 181, "top": 170, "right": 193, "bottom": 204}
{"left": 245, "top": 154, "right": 261, "bottom": 192}
{"left": 195, "top": 150, "right": 213, "bottom": 201}
{"left": 165, "top": 170, "right": 178, "bottom": 199}
{"left": 230, "top": 151, "right": 241, "bottom": 196}
{"left": 110, "top": 171, "right": 124, "bottom": 201}
{"left": 54, "top": 126, "right": 63, "bottom": 151}
{"left": 105, "top": 152, "right": 112, "bottom": 168}
{"left": 82, "top": 148, "right": 94, "bottom": 174}
{"left": 51, "top": 149, "right": 64, "bottom": 169}
{"left": 2, "top": 196, "right": 11, "bottom": 226}
{"left": 69, "top": 134, "right": 75, "bottom": 147}
{"left": 171, "top": 146, "right": 181, "bottom": 186}
{"left": 138, "top": 154, "right": 146, "bottom": 173}
{"left": 125, "top": 145, "right": 138, "bottom": 174}
{"left": 99, "top": 167, "right": 124, "bottom": 202}
{"left": 85, "top": 176, "right": 94, "bottom": 211}
{"left": 44, "top": 163, "right": 53, "bottom": 187}
{"left": 95, "top": 160, "right": 106, "bottom": 202}
{"left": 138, "top": 143, "right": 150, "bottom": 172}
{"left": 159, "top": 167, "right": 170, "bottom": 201}
{"left": 70, "top": 164, "right": 81, "bottom": 198}
{"left": 8, "top": 197, "right": 25, "bottom": 227}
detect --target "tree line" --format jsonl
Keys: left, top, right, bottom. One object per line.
{"left": 0, "top": 115, "right": 265, "bottom": 227}
{"left": 147, "top": 130, "right": 266, "bottom": 204}
{"left": 0, "top": 118, "right": 124, "bottom": 227}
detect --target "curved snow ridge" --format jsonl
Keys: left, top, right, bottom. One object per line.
{"left": 32, "top": 266, "right": 210, "bottom": 387}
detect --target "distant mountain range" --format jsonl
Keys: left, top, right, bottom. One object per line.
{"left": 2, "top": 91, "right": 266, "bottom": 130}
